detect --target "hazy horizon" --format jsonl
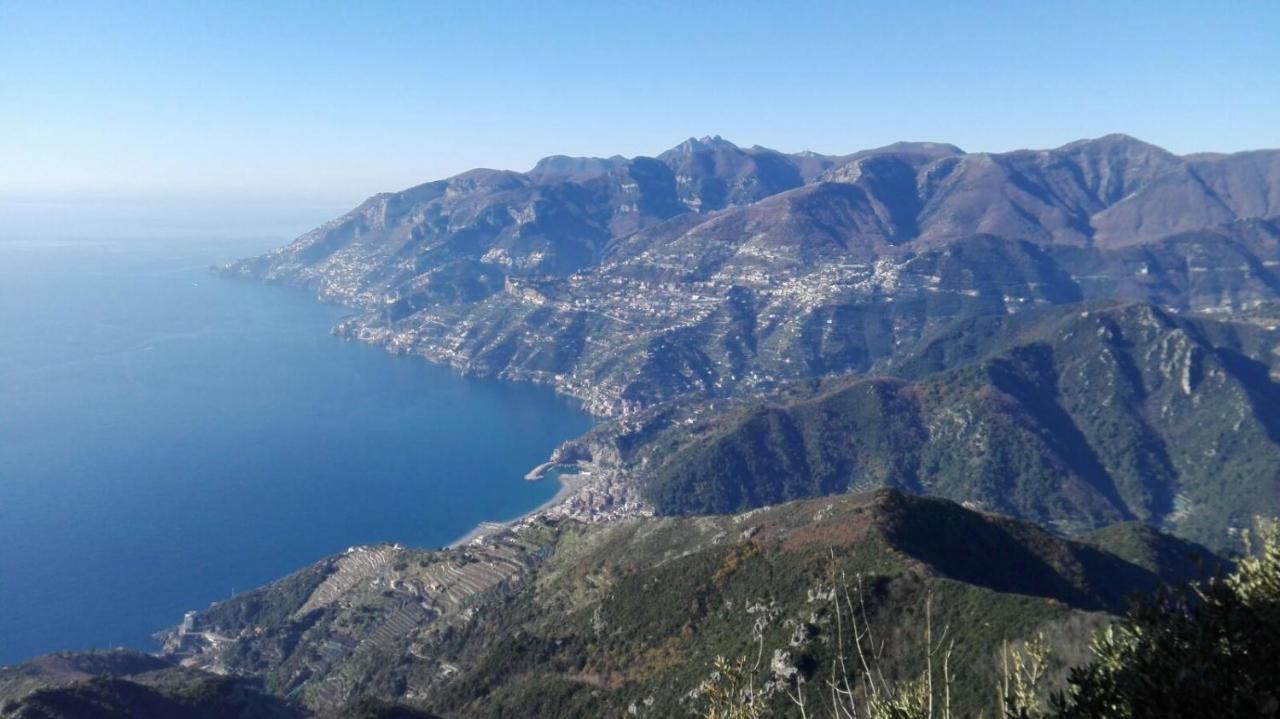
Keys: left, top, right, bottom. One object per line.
{"left": 9, "top": 127, "right": 1280, "bottom": 243}
{"left": 0, "top": 196, "right": 351, "bottom": 242}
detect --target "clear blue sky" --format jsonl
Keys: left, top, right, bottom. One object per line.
{"left": 3, "top": 0, "right": 1278, "bottom": 213}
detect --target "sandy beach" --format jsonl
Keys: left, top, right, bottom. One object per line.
{"left": 445, "top": 469, "right": 581, "bottom": 548}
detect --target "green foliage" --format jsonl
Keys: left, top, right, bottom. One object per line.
{"left": 1080, "top": 522, "right": 1221, "bottom": 584}
{"left": 420, "top": 491, "right": 1141, "bottom": 717}
{"left": 691, "top": 656, "right": 770, "bottom": 719}
{"left": 999, "top": 635, "right": 1052, "bottom": 718}
{"left": 867, "top": 675, "right": 931, "bottom": 719}
{"left": 690, "top": 580, "right": 965, "bottom": 719}
{"left": 683, "top": 513, "right": 1268, "bottom": 719}
{"left": 323, "top": 697, "right": 442, "bottom": 718}
{"left": 197, "top": 560, "right": 333, "bottom": 632}
{"left": 644, "top": 304, "right": 1280, "bottom": 552}
{"left": 0, "top": 673, "right": 301, "bottom": 719}
{"left": 1053, "top": 519, "right": 1280, "bottom": 718}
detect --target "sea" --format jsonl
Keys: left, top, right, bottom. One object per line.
{"left": 0, "top": 221, "right": 593, "bottom": 666}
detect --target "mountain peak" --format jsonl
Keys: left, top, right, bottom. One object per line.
{"left": 527, "top": 154, "right": 626, "bottom": 181}
{"left": 667, "top": 135, "right": 741, "bottom": 155}
{"left": 862, "top": 140, "right": 966, "bottom": 158}
{"left": 1057, "top": 133, "right": 1175, "bottom": 157}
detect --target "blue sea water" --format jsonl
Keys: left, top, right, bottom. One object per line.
{"left": 0, "top": 235, "right": 593, "bottom": 666}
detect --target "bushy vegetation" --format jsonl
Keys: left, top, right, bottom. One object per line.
{"left": 1053, "top": 519, "right": 1280, "bottom": 717}
{"left": 690, "top": 575, "right": 1059, "bottom": 719}
{"left": 692, "top": 517, "right": 1280, "bottom": 718}
{"left": 406, "top": 491, "right": 1155, "bottom": 717}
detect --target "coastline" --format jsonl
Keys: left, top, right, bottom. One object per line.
{"left": 445, "top": 470, "right": 581, "bottom": 548}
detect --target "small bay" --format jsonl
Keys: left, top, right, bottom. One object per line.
{"left": 0, "top": 234, "right": 593, "bottom": 665}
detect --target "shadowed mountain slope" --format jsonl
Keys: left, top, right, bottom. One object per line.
{"left": 0, "top": 650, "right": 301, "bottom": 719}
{"left": 641, "top": 303, "right": 1280, "bottom": 550}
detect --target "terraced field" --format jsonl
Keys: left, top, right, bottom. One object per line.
{"left": 161, "top": 530, "right": 557, "bottom": 709}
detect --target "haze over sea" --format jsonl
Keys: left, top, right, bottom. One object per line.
{"left": 0, "top": 221, "right": 593, "bottom": 665}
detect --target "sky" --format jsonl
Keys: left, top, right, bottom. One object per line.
{"left": 2, "top": 0, "right": 1279, "bottom": 228}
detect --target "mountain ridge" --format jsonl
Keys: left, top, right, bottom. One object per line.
{"left": 115, "top": 490, "right": 1217, "bottom": 717}
{"left": 638, "top": 302, "right": 1280, "bottom": 550}
{"left": 224, "top": 136, "right": 1280, "bottom": 417}
{"left": 216, "top": 134, "right": 1280, "bottom": 552}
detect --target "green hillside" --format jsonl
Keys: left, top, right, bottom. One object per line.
{"left": 100, "top": 491, "right": 1218, "bottom": 718}
{"left": 643, "top": 304, "right": 1280, "bottom": 550}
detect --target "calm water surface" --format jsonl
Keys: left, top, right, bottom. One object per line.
{"left": 0, "top": 236, "right": 593, "bottom": 665}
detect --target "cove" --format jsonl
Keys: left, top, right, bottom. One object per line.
{"left": 0, "top": 235, "right": 594, "bottom": 666}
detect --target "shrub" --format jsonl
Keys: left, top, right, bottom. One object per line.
{"left": 1051, "top": 519, "right": 1280, "bottom": 718}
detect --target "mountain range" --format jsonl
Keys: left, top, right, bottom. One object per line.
{"left": 641, "top": 303, "right": 1280, "bottom": 550}
{"left": 225, "top": 135, "right": 1280, "bottom": 416}
{"left": 218, "top": 134, "right": 1280, "bottom": 552}
{"left": 10, "top": 134, "right": 1275, "bottom": 716}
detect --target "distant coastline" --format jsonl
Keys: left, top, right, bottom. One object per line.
{"left": 0, "top": 237, "right": 594, "bottom": 665}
